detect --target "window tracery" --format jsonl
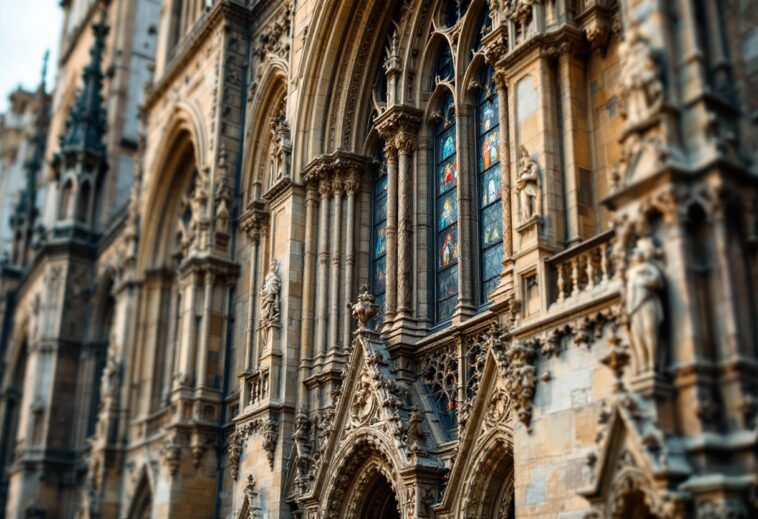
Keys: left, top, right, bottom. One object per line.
{"left": 434, "top": 94, "right": 459, "bottom": 322}
{"left": 371, "top": 143, "right": 388, "bottom": 327}
{"left": 421, "top": 345, "right": 459, "bottom": 439}
{"left": 476, "top": 65, "right": 503, "bottom": 301}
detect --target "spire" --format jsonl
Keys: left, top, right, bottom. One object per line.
{"left": 8, "top": 51, "right": 51, "bottom": 266}
{"left": 57, "top": 8, "right": 109, "bottom": 160}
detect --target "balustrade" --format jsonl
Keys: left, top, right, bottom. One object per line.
{"left": 547, "top": 230, "right": 614, "bottom": 306}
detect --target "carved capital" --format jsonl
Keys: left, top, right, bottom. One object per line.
{"left": 395, "top": 132, "right": 416, "bottom": 155}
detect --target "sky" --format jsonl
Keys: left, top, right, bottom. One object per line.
{"left": 0, "top": 0, "right": 63, "bottom": 112}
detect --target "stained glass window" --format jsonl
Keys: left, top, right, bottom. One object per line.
{"left": 477, "top": 66, "right": 503, "bottom": 301}
{"left": 371, "top": 143, "right": 388, "bottom": 326}
{"left": 434, "top": 93, "right": 458, "bottom": 322}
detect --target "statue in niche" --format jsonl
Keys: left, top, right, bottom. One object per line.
{"left": 100, "top": 347, "right": 121, "bottom": 403}
{"left": 260, "top": 259, "right": 281, "bottom": 325}
{"left": 618, "top": 25, "right": 664, "bottom": 127}
{"left": 517, "top": 145, "right": 541, "bottom": 222}
{"left": 625, "top": 237, "right": 665, "bottom": 375}
{"left": 269, "top": 111, "right": 291, "bottom": 185}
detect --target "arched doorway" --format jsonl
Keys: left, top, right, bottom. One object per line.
{"left": 358, "top": 471, "right": 400, "bottom": 519}
{"left": 461, "top": 436, "right": 515, "bottom": 519}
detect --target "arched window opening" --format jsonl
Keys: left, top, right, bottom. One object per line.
{"left": 59, "top": 179, "right": 73, "bottom": 221}
{"left": 432, "top": 44, "right": 454, "bottom": 88}
{"left": 371, "top": 142, "right": 388, "bottom": 328}
{"left": 477, "top": 66, "right": 503, "bottom": 302}
{"left": 77, "top": 180, "right": 91, "bottom": 223}
{"left": 433, "top": 94, "right": 459, "bottom": 322}
{"left": 441, "top": 0, "right": 471, "bottom": 28}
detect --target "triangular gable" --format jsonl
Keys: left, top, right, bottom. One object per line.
{"left": 437, "top": 346, "right": 514, "bottom": 515}
{"left": 578, "top": 395, "right": 688, "bottom": 516}
{"left": 302, "top": 329, "right": 423, "bottom": 504}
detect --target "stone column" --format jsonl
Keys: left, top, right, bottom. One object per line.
{"left": 494, "top": 70, "right": 513, "bottom": 260}
{"left": 328, "top": 177, "right": 344, "bottom": 351}
{"left": 196, "top": 268, "right": 214, "bottom": 387}
{"left": 383, "top": 142, "right": 399, "bottom": 329}
{"left": 298, "top": 182, "right": 319, "bottom": 402}
{"left": 245, "top": 236, "right": 260, "bottom": 371}
{"left": 558, "top": 45, "right": 593, "bottom": 244}
{"left": 177, "top": 272, "right": 199, "bottom": 387}
{"left": 395, "top": 132, "right": 415, "bottom": 321}
{"left": 315, "top": 178, "right": 331, "bottom": 356}
{"left": 342, "top": 171, "right": 359, "bottom": 349}
{"left": 455, "top": 105, "right": 475, "bottom": 316}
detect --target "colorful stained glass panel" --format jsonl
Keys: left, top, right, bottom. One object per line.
{"left": 374, "top": 224, "right": 387, "bottom": 256}
{"left": 482, "top": 245, "right": 504, "bottom": 281}
{"left": 437, "top": 265, "right": 458, "bottom": 299}
{"left": 438, "top": 159, "right": 457, "bottom": 195}
{"left": 480, "top": 165, "right": 501, "bottom": 206}
{"left": 438, "top": 129, "right": 456, "bottom": 162}
{"left": 437, "top": 191, "right": 458, "bottom": 230}
{"left": 479, "top": 97, "right": 499, "bottom": 133}
{"left": 481, "top": 204, "right": 502, "bottom": 248}
{"left": 373, "top": 256, "right": 387, "bottom": 294}
{"left": 479, "top": 130, "right": 499, "bottom": 171}
{"left": 438, "top": 227, "right": 458, "bottom": 269}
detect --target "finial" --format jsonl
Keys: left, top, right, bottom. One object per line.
{"left": 39, "top": 50, "right": 49, "bottom": 91}
{"left": 350, "top": 285, "right": 380, "bottom": 331}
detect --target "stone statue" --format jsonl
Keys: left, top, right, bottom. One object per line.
{"left": 100, "top": 348, "right": 121, "bottom": 402}
{"left": 517, "top": 145, "right": 541, "bottom": 221}
{"left": 625, "top": 238, "right": 664, "bottom": 375}
{"left": 618, "top": 26, "right": 664, "bottom": 127}
{"left": 260, "top": 260, "right": 281, "bottom": 325}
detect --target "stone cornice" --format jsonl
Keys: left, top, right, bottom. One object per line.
{"left": 143, "top": 0, "right": 254, "bottom": 113}
{"left": 374, "top": 105, "right": 423, "bottom": 138}
{"left": 302, "top": 150, "right": 370, "bottom": 184}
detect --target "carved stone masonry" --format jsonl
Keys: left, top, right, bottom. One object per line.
{"left": 618, "top": 25, "right": 664, "bottom": 129}
{"left": 260, "top": 260, "right": 281, "bottom": 326}
{"left": 228, "top": 418, "right": 279, "bottom": 479}
{"left": 517, "top": 145, "right": 541, "bottom": 222}
{"left": 624, "top": 237, "right": 665, "bottom": 376}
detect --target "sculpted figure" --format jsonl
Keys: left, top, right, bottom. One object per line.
{"left": 517, "top": 145, "right": 541, "bottom": 221}
{"left": 618, "top": 26, "right": 664, "bottom": 127}
{"left": 625, "top": 238, "right": 665, "bottom": 374}
{"left": 260, "top": 260, "right": 281, "bottom": 325}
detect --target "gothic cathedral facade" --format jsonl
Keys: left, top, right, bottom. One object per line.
{"left": 1, "top": 0, "right": 757, "bottom": 518}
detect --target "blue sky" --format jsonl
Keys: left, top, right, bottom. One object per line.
{"left": 0, "top": 0, "right": 63, "bottom": 112}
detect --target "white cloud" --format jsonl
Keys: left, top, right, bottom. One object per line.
{"left": 0, "top": 0, "right": 62, "bottom": 111}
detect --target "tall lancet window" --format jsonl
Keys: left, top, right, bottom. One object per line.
{"left": 435, "top": 94, "right": 458, "bottom": 322}
{"left": 371, "top": 143, "right": 388, "bottom": 326}
{"left": 477, "top": 66, "right": 503, "bottom": 301}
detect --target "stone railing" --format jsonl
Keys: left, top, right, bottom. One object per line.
{"left": 546, "top": 230, "right": 615, "bottom": 307}
{"left": 245, "top": 369, "right": 269, "bottom": 408}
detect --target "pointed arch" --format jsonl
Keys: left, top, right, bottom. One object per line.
{"left": 138, "top": 103, "right": 205, "bottom": 271}
{"left": 293, "top": 0, "right": 402, "bottom": 169}
{"left": 320, "top": 431, "right": 403, "bottom": 519}
{"left": 242, "top": 60, "right": 288, "bottom": 202}
{"left": 126, "top": 469, "right": 153, "bottom": 519}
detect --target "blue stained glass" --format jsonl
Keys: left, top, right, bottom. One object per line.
{"left": 437, "top": 191, "right": 458, "bottom": 230}
{"left": 479, "top": 130, "right": 499, "bottom": 171}
{"left": 483, "top": 277, "right": 500, "bottom": 299}
{"left": 481, "top": 204, "right": 502, "bottom": 247}
{"left": 374, "top": 195, "right": 387, "bottom": 222}
{"left": 373, "top": 256, "right": 387, "bottom": 294}
{"left": 374, "top": 224, "right": 387, "bottom": 256}
{"left": 438, "top": 227, "right": 458, "bottom": 269}
{"left": 479, "top": 98, "right": 498, "bottom": 133}
{"left": 482, "top": 245, "right": 504, "bottom": 281}
{"left": 439, "top": 131, "right": 456, "bottom": 161}
{"left": 480, "top": 165, "right": 501, "bottom": 206}
{"left": 438, "top": 159, "right": 458, "bottom": 194}
{"left": 438, "top": 265, "right": 458, "bottom": 298}
{"left": 438, "top": 296, "right": 457, "bottom": 321}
